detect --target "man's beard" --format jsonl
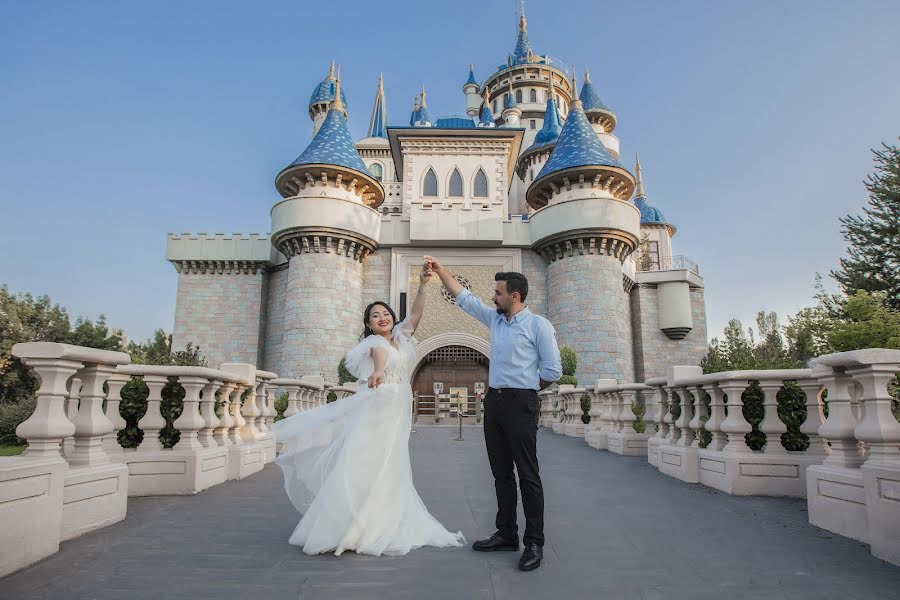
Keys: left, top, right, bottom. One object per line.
{"left": 495, "top": 304, "right": 507, "bottom": 315}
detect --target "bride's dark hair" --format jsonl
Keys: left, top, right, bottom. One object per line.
{"left": 362, "top": 301, "right": 398, "bottom": 339}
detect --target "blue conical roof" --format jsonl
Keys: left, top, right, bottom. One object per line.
{"left": 464, "top": 65, "right": 478, "bottom": 88}
{"left": 635, "top": 196, "right": 668, "bottom": 224}
{"left": 527, "top": 96, "right": 563, "bottom": 150}
{"left": 513, "top": 13, "right": 532, "bottom": 62}
{"left": 479, "top": 102, "right": 495, "bottom": 126}
{"left": 504, "top": 92, "right": 517, "bottom": 110}
{"left": 536, "top": 101, "right": 624, "bottom": 180}
{"left": 579, "top": 73, "right": 609, "bottom": 112}
{"left": 286, "top": 107, "right": 372, "bottom": 177}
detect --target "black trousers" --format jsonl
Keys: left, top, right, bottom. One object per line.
{"left": 483, "top": 387, "right": 544, "bottom": 547}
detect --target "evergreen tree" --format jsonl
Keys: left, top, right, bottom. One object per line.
{"left": 831, "top": 140, "right": 900, "bottom": 309}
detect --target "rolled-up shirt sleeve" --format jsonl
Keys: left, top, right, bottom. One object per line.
{"left": 535, "top": 318, "right": 562, "bottom": 383}
{"left": 454, "top": 288, "right": 495, "bottom": 328}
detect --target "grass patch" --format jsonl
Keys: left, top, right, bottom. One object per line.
{"left": 0, "top": 445, "right": 26, "bottom": 457}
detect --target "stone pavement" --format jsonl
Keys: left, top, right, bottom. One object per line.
{"left": 2, "top": 427, "right": 899, "bottom": 600}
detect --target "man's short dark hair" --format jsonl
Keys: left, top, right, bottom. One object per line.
{"left": 495, "top": 272, "right": 528, "bottom": 302}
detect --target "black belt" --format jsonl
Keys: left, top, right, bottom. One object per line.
{"left": 489, "top": 387, "right": 537, "bottom": 395}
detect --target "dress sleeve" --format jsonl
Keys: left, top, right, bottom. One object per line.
{"left": 343, "top": 335, "right": 392, "bottom": 380}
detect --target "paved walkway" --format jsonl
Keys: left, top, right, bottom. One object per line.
{"left": 2, "top": 427, "right": 899, "bottom": 600}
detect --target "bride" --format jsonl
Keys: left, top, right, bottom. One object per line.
{"left": 272, "top": 263, "right": 465, "bottom": 556}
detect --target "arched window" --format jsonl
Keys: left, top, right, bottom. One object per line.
{"left": 493, "top": 99, "right": 498, "bottom": 113}
{"left": 449, "top": 168, "right": 463, "bottom": 197}
{"left": 503, "top": 93, "right": 508, "bottom": 106}
{"left": 473, "top": 169, "right": 488, "bottom": 198}
{"left": 529, "top": 88, "right": 537, "bottom": 103}
{"left": 369, "top": 163, "right": 383, "bottom": 181}
{"left": 423, "top": 168, "right": 438, "bottom": 197}
{"left": 515, "top": 89, "right": 522, "bottom": 103}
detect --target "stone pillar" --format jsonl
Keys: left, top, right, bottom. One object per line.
{"left": 69, "top": 364, "right": 118, "bottom": 466}
{"left": 214, "top": 383, "right": 236, "bottom": 447}
{"left": 198, "top": 380, "right": 222, "bottom": 449}
{"left": 758, "top": 380, "right": 788, "bottom": 454}
{"left": 14, "top": 358, "right": 81, "bottom": 458}
{"left": 137, "top": 375, "right": 168, "bottom": 452}
{"left": 103, "top": 373, "right": 129, "bottom": 459}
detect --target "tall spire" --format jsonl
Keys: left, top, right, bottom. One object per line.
{"left": 409, "top": 93, "right": 419, "bottom": 126}
{"left": 464, "top": 63, "right": 478, "bottom": 88}
{"left": 420, "top": 84, "right": 427, "bottom": 108}
{"left": 330, "top": 67, "right": 344, "bottom": 113}
{"left": 366, "top": 73, "right": 388, "bottom": 139}
{"left": 415, "top": 85, "right": 431, "bottom": 125}
{"left": 634, "top": 153, "right": 646, "bottom": 198}
{"left": 513, "top": 0, "right": 532, "bottom": 61}
{"left": 478, "top": 87, "right": 495, "bottom": 127}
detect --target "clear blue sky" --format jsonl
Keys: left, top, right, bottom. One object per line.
{"left": 2, "top": 0, "right": 899, "bottom": 345}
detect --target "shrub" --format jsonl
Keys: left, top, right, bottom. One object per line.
{"left": 0, "top": 396, "right": 36, "bottom": 446}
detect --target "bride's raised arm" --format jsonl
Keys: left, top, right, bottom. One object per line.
{"left": 406, "top": 264, "right": 433, "bottom": 333}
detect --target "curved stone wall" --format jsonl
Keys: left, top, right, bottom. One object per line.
{"left": 547, "top": 253, "right": 634, "bottom": 384}
{"left": 282, "top": 252, "right": 363, "bottom": 381}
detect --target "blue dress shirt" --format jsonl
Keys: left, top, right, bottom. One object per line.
{"left": 455, "top": 288, "right": 562, "bottom": 390}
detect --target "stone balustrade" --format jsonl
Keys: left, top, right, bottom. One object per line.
{"left": 550, "top": 385, "right": 571, "bottom": 433}
{"left": 558, "top": 387, "right": 587, "bottom": 437}
{"left": 538, "top": 389, "right": 555, "bottom": 427}
{"left": 0, "top": 341, "right": 334, "bottom": 577}
{"left": 548, "top": 348, "right": 900, "bottom": 567}
{"left": 328, "top": 382, "right": 360, "bottom": 401}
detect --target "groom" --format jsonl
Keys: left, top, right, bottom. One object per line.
{"left": 424, "top": 256, "right": 561, "bottom": 572}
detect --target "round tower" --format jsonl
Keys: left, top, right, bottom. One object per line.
{"left": 308, "top": 62, "right": 348, "bottom": 138}
{"left": 274, "top": 75, "right": 384, "bottom": 380}
{"left": 579, "top": 68, "right": 619, "bottom": 158}
{"left": 515, "top": 74, "right": 563, "bottom": 213}
{"left": 526, "top": 90, "right": 638, "bottom": 383}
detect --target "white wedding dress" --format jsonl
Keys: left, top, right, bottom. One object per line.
{"left": 272, "top": 317, "right": 466, "bottom": 556}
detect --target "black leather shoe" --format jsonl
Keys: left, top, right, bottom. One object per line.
{"left": 518, "top": 543, "right": 543, "bottom": 571}
{"left": 472, "top": 532, "right": 519, "bottom": 552}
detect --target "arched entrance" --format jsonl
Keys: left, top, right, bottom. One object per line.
{"left": 412, "top": 341, "right": 489, "bottom": 423}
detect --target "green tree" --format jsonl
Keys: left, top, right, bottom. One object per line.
{"left": 558, "top": 346, "right": 578, "bottom": 387}
{"left": 831, "top": 140, "right": 900, "bottom": 309}
{"left": 785, "top": 304, "right": 835, "bottom": 364}
{"left": 337, "top": 357, "right": 354, "bottom": 385}
{"left": 827, "top": 290, "right": 900, "bottom": 351}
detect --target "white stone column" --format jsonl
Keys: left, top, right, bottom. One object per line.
{"left": 231, "top": 385, "right": 249, "bottom": 445}
{"left": 620, "top": 389, "right": 638, "bottom": 434}
{"left": 103, "top": 372, "right": 129, "bottom": 459}
{"left": 198, "top": 380, "right": 222, "bottom": 449}
{"left": 702, "top": 383, "right": 727, "bottom": 451}
{"left": 719, "top": 380, "right": 752, "bottom": 453}
{"left": 63, "top": 377, "right": 82, "bottom": 458}
{"left": 14, "top": 357, "right": 82, "bottom": 458}
{"left": 214, "top": 382, "right": 236, "bottom": 447}
{"left": 137, "top": 375, "right": 168, "bottom": 452}
{"left": 675, "top": 386, "right": 695, "bottom": 448}
{"left": 689, "top": 385, "right": 707, "bottom": 448}
{"left": 171, "top": 376, "right": 207, "bottom": 451}
{"left": 283, "top": 384, "right": 301, "bottom": 418}
{"left": 68, "top": 364, "right": 118, "bottom": 466}
{"left": 817, "top": 369, "right": 864, "bottom": 468}
{"left": 848, "top": 363, "right": 900, "bottom": 466}
{"left": 758, "top": 380, "right": 788, "bottom": 454}
{"left": 660, "top": 387, "right": 674, "bottom": 442}
{"left": 797, "top": 379, "right": 828, "bottom": 458}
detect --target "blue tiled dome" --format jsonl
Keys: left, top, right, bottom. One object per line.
{"left": 535, "top": 101, "right": 624, "bottom": 180}
{"left": 635, "top": 196, "right": 668, "bottom": 224}
{"left": 504, "top": 93, "right": 517, "bottom": 110}
{"left": 479, "top": 103, "right": 494, "bottom": 126}
{"left": 579, "top": 77, "right": 609, "bottom": 112}
{"left": 309, "top": 77, "right": 348, "bottom": 108}
{"left": 285, "top": 108, "right": 372, "bottom": 177}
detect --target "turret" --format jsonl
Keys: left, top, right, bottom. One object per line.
{"left": 580, "top": 68, "right": 619, "bottom": 158}
{"left": 502, "top": 79, "right": 522, "bottom": 127}
{"left": 516, "top": 74, "right": 563, "bottom": 193}
{"left": 477, "top": 88, "right": 496, "bottom": 128}
{"left": 308, "top": 62, "right": 348, "bottom": 138}
{"left": 463, "top": 64, "right": 481, "bottom": 117}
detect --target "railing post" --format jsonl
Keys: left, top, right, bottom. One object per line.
{"left": 136, "top": 375, "right": 168, "bottom": 452}
{"left": 758, "top": 380, "right": 788, "bottom": 454}
{"left": 689, "top": 385, "right": 706, "bottom": 448}
{"left": 63, "top": 377, "right": 82, "bottom": 458}
{"left": 103, "top": 372, "right": 129, "bottom": 459}
{"left": 231, "top": 385, "right": 248, "bottom": 445}
{"left": 283, "top": 384, "right": 301, "bottom": 418}
{"left": 702, "top": 383, "right": 727, "bottom": 451}
{"left": 719, "top": 380, "right": 752, "bottom": 453}
{"left": 675, "top": 386, "right": 694, "bottom": 447}
{"left": 68, "top": 363, "right": 118, "bottom": 466}
{"left": 172, "top": 376, "right": 207, "bottom": 451}
{"left": 214, "top": 382, "right": 236, "bottom": 447}
{"left": 816, "top": 369, "right": 864, "bottom": 468}
{"left": 198, "top": 379, "right": 222, "bottom": 449}
{"left": 797, "top": 379, "right": 828, "bottom": 458}
{"left": 10, "top": 352, "right": 82, "bottom": 458}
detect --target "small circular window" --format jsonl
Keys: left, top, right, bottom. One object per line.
{"left": 441, "top": 275, "right": 471, "bottom": 304}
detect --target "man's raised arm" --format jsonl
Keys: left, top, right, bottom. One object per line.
{"left": 424, "top": 255, "right": 494, "bottom": 327}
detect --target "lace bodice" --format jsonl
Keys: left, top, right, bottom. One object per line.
{"left": 381, "top": 344, "right": 410, "bottom": 385}
{"left": 343, "top": 317, "right": 418, "bottom": 385}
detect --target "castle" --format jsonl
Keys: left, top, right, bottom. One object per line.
{"left": 166, "top": 7, "right": 708, "bottom": 397}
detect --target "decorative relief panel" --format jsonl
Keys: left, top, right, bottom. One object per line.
{"left": 407, "top": 264, "right": 502, "bottom": 344}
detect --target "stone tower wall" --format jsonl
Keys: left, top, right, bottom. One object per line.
{"left": 630, "top": 285, "right": 708, "bottom": 382}
{"left": 261, "top": 265, "right": 288, "bottom": 375}
{"left": 172, "top": 271, "right": 266, "bottom": 369}
{"left": 547, "top": 254, "right": 634, "bottom": 384}
{"left": 520, "top": 249, "right": 548, "bottom": 318}
{"left": 282, "top": 252, "right": 364, "bottom": 381}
